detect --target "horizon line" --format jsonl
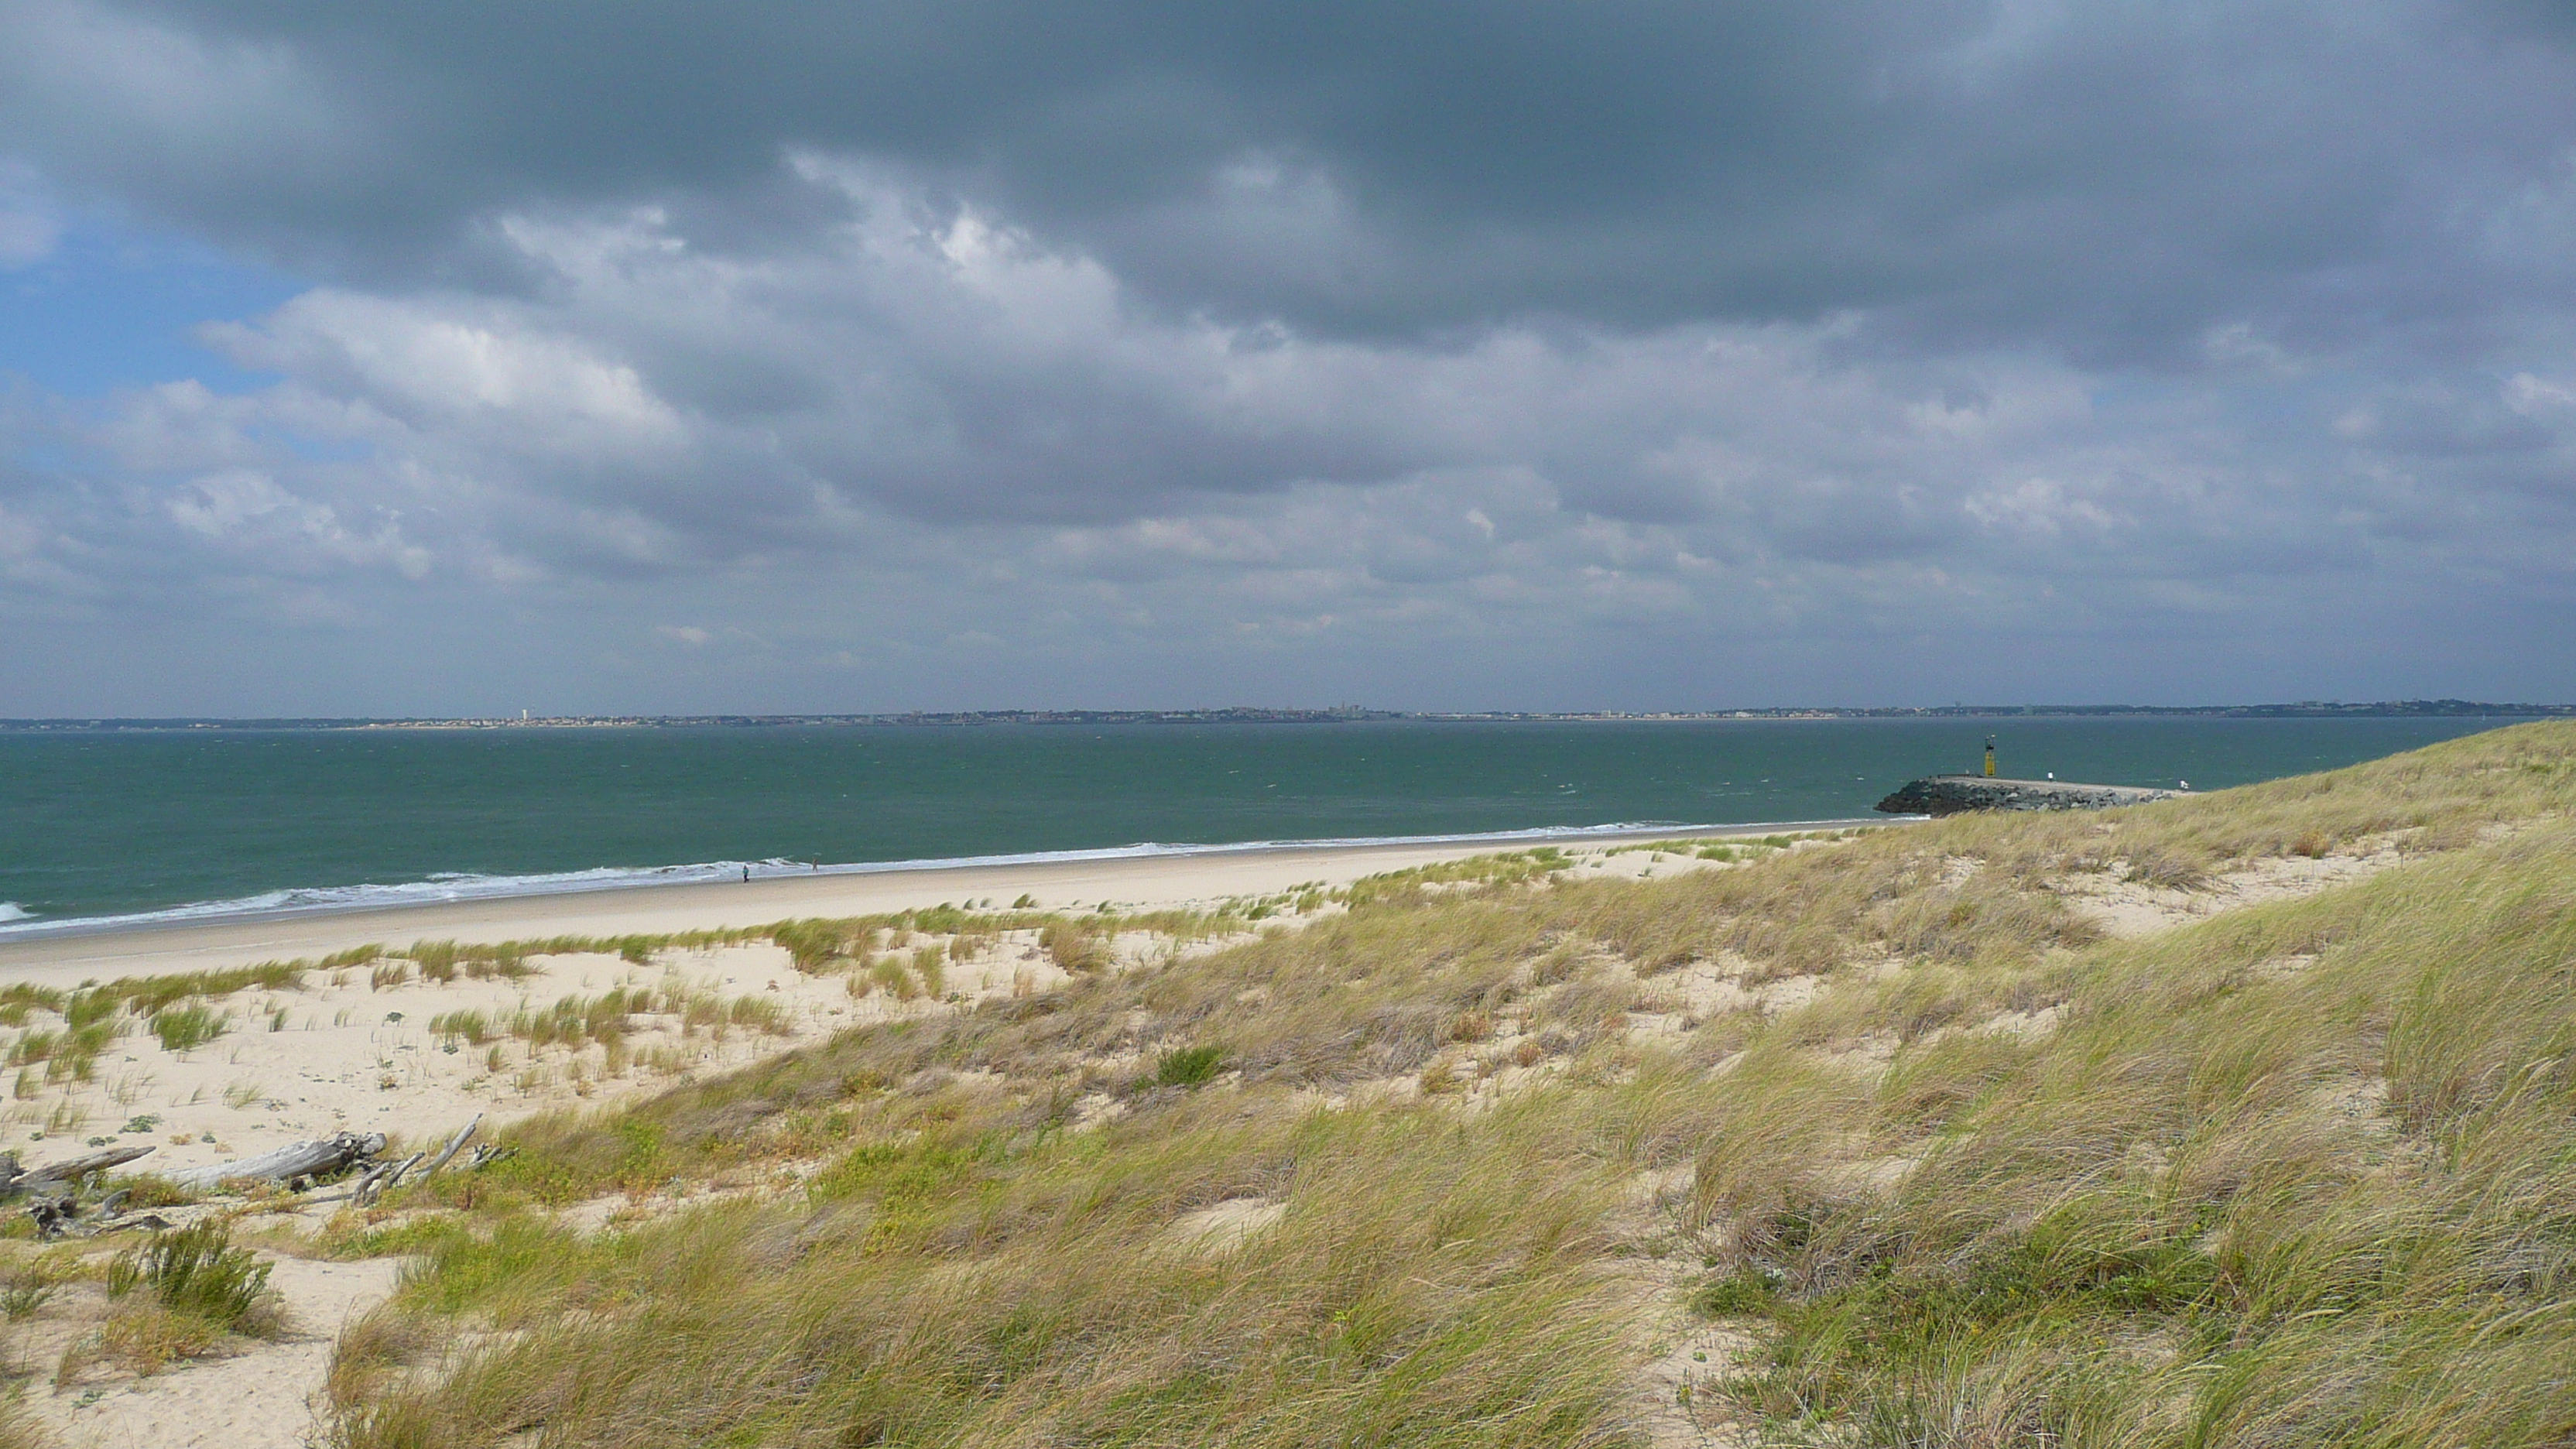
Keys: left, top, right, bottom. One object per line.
{"left": 4, "top": 699, "right": 2573, "bottom": 730}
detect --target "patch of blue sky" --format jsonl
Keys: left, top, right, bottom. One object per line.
{"left": 0, "top": 213, "right": 303, "bottom": 399}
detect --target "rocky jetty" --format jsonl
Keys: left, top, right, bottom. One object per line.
{"left": 1875, "top": 776, "right": 2177, "bottom": 816}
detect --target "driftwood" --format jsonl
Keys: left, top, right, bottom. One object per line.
{"left": 349, "top": 1151, "right": 425, "bottom": 1206}
{"left": 26, "top": 1194, "right": 170, "bottom": 1239}
{"left": 379, "top": 1151, "right": 427, "bottom": 1193}
{"left": 324, "top": 1163, "right": 396, "bottom": 1207}
{"left": 5, "top": 1144, "right": 156, "bottom": 1197}
{"left": 26, "top": 1197, "right": 74, "bottom": 1238}
{"left": 166, "top": 1132, "right": 385, "bottom": 1191}
{"left": 421, "top": 1114, "right": 483, "bottom": 1177}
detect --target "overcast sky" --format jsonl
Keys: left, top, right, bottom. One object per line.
{"left": 3, "top": 1, "right": 2574, "bottom": 714}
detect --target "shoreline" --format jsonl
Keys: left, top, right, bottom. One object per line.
{"left": 0, "top": 820, "right": 1850, "bottom": 947}
{"left": 0, "top": 819, "right": 1887, "bottom": 984}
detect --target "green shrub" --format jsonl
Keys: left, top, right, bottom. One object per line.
{"left": 1155, "top": 1045, "right": 1228, "bottom": 1088}
{"left": 1690, "top": 1272, "right": 1777, "bottom": 1317}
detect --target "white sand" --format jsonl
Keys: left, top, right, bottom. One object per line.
{"left": 19, "top": 1256, "right": 404, "bottom": 1449}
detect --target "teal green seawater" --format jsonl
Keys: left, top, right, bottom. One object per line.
{"left": 0, "top": 717, "right": 2520, "bottom": 930}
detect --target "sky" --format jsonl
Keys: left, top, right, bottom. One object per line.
{"left": 2, "top": 1, "right": 2574, "bottom": 715}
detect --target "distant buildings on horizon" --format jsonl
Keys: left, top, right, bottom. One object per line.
{"left": 4, "top": 699, "right": 2571, "bottom": 731}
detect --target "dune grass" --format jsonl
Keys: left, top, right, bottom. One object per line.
{"left": 329, "top": 723, "right": 2576, "bottom": 1447}
{"left": 146, "top": 1004, "right": 224, "bottom": 1053}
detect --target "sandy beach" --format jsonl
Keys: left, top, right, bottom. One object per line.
{"left": 0, "top": 823, "right": 1876, "bottom": 986}
{"left": 0, "top": 824, "right": 1875, "bottom": 1172}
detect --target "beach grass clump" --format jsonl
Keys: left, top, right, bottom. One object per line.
{"left": 148, "top": 1005, "right": 224, "bottom": 1054}
{"left": 1039, "top": 920, "right": 1110, "bottom": 972}
{"left": 1153, "top": 1043, "right": 1227, "bottom": 1087}
{"left": 404, "top": 934, "right": 702, "bottom": 982}
{"left": 505, "top": 990, "right": 640, "bottom": 1051}
{"left": 108, "top": 1221, "right": 276, "bottom": 1336}
{"left": 768, "top": 906, "right": 1257, "bottom": 981}
{"left": 0, "top": 965, "right": 305, "bottom": 1070}
{"left": 98, "top": 963, "right": 305, "bottom": 1016}
{"left": 677, "top": 991, "right": 727, "bottom": 1034}
{"left": 149, "top": 1005, "right": 224, "bottom": 1054}
{"left": 324, "top": 724, "right": 2576, "bottom": 1448}
{"left": 0, "top": 984, "right": 67, "bottom": 1028}
{"left": 15, "top": 1016, "right": 127, "bottom": 1081}
{"left": 865, "top": 957, "right": 916, "bottom": 999}
{"left": 913, "top": 944, "right": 947, "bottom": 996}
{"left": 770, "top": 918, "right": 851, "bottom": 971}
{"left": 725, "top": 995, "right": 793, "bottom": 1036}
{"left": 91, "top": 1300, "right": 221, "bottom": 1375}
{"left": 429, "top": 1010, "right": 492, "bottom": 1046}
{"left": 5, "top": 1030, "right": 58, "bottom": 1069}
{"left": 64, "top": 992, "right": 118, "bottom": 1031}
{"left": 0, "top": 1269, "right": 55, "bottom": 1323}
{"left": 1338, "top": 846, "right": 1578, "bottom": 909}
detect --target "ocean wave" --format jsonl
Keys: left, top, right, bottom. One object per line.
{"left": 0, "top": 817, "right": 1852, "bottom": 941}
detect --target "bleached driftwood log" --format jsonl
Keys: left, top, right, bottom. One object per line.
{"left": 166, "top": 1132, "right": 385, "bottom": 1190}
{"left": 420, "top": 1114, "right": 483, "bottom": 1177}
{"left": 377, "top": 1151, "right": 428, "bottom": 1194}
{"left": 6, "top": 1144, "right": 156, "bottom": 1195}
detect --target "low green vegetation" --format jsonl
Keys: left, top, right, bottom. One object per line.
{"left": 147, "top": 1004, "right": 224, "bottom": 1053}
{"left": 107, "top": 1221, "right": 274, "bottom": 1331}
{"left": 309, "top": 723, "right": 2576, "bottom": 1446}
{"left": 1153, "top": 1043, "right": 1228, "bottom": 1087}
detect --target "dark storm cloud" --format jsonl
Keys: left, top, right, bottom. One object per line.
{"left": 9, "top": 0, "right": 2571, "bottom": 356}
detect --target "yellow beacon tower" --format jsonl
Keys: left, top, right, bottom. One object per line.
{"left": 1984, "top": 735, "right": 1997, "bottom": 778}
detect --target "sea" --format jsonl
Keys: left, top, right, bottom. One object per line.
{"left": 0, "top": 716, "right": 2527, "bottom": 936}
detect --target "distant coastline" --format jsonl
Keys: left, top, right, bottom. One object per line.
{"left": 2, "top": 699, "right": 2569, "bottom": 731}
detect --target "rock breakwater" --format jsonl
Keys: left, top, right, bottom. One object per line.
{"left": 1875, "top": 776, "right": 2177, "bottom": 816}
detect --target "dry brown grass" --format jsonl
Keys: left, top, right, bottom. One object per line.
{"left": 329, "top": 722, "right": 2576, "bottom": 1448}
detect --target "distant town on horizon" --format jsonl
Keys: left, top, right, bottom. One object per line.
{"left": 4, "top": 700, "right": 2571, "bottom": 731}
